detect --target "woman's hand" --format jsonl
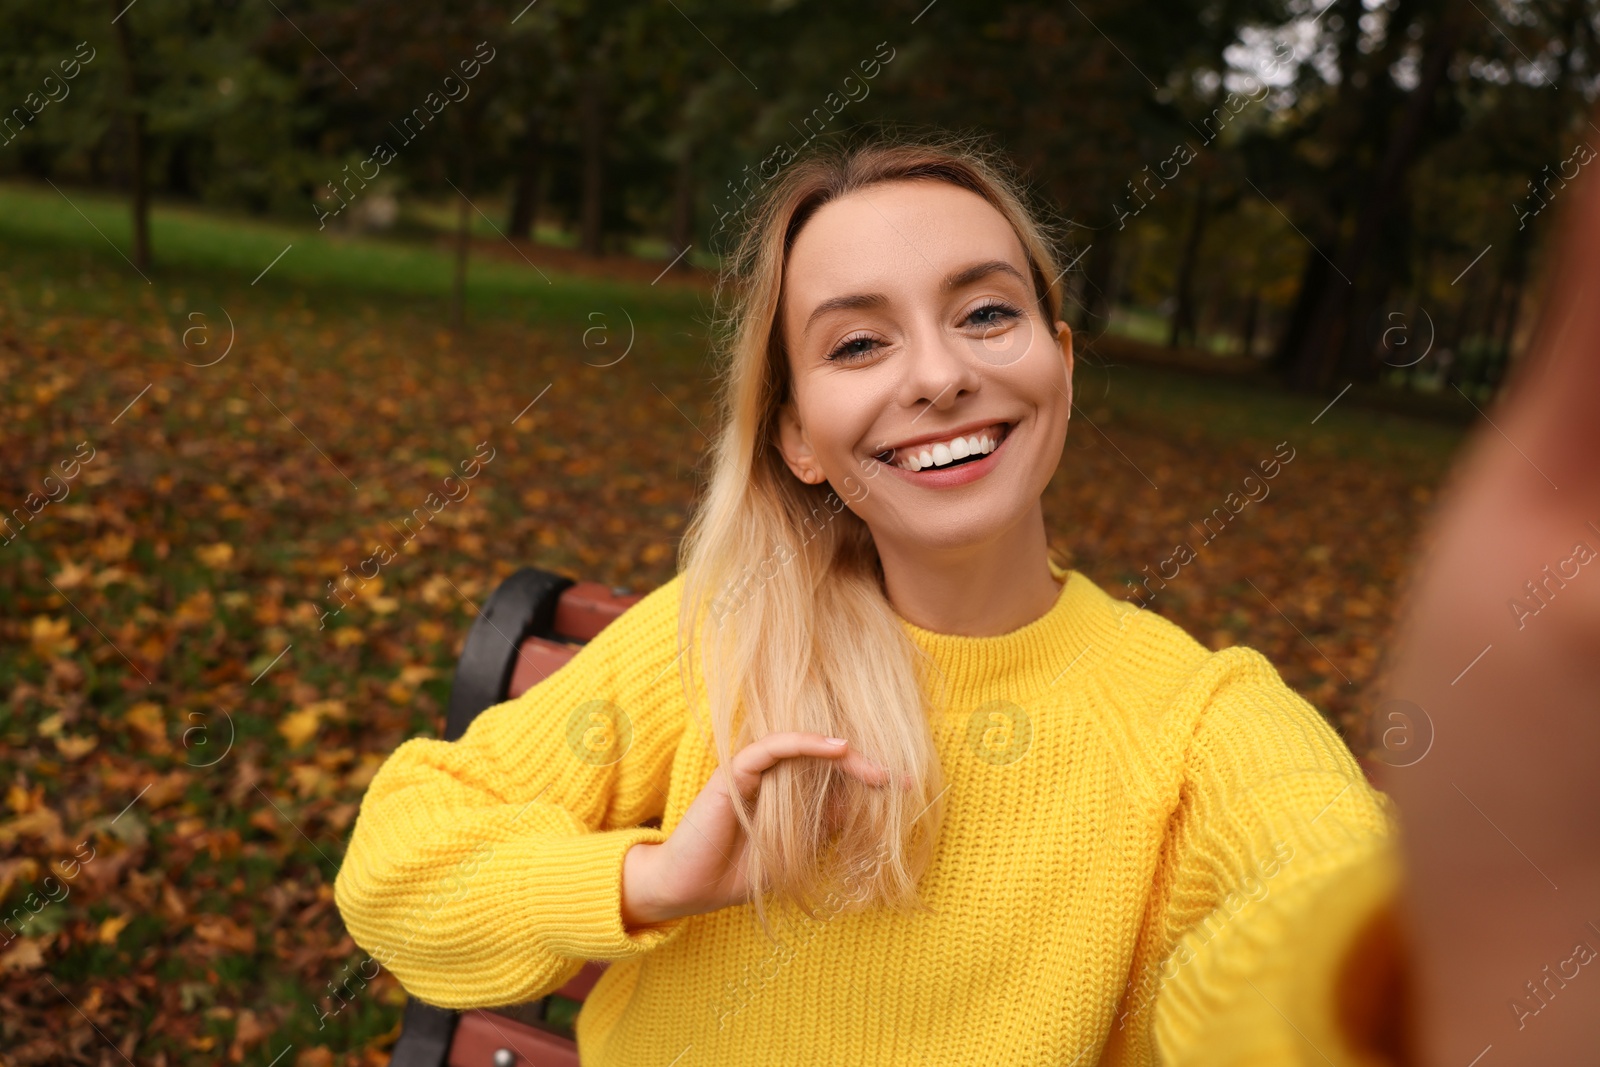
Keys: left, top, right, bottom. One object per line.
{"left": 620, "top": 734, "right": 893, "bottom": 929}
{"left": 1375, "top": 109, "right": 1600, "bottom": 1065}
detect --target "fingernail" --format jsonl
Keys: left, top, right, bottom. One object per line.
{"left": 825, "top": 737, "right": 848, "bottom": 745}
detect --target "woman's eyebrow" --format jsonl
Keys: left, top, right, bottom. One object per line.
{"left": 801, "top": 259, "right": 1028, "bottom": 339}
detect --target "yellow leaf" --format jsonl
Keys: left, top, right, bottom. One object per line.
{"left": 54, "top": 734, "right": 97, "bottom": 760}
{"left": 124, "top": 701, "right": 169, "bottom": 748}
{"left": 92, "top": 566, "right": 133, "bottom": 588}
{"left": 97, "top": 914, "right": 132, "bottom": 944}
{"left": 278, "top": 699, "right": 345, "bottom": 748}
{"left": 51, "top": 560, "right": 93, "bottom": 590}
{"left": 398, "top": 665, "right": 436, "bottom": 687}
{"left": 289, "top": 764, "right": 335, "bottom": 799}
{"left": 332, "top": 627, "right": 365, "bottom": 648}
{"left": 278, "top": 708, "right": 321, "bottom": 748}
{"left": 368, "top": 596, "right": 399, "bottom": 615}
{"left": 29, "top": 616, "right": 77, "bottom": 659}
{"left": 6, "top": 783, "right": 35, "bottom": 814}
{"left": 173, "top": 590, "right": 216, "bottom": 627}
{"left": 92, "top": 533, "right": 133, "bottom": 562}
{"left": 196, "top": 542, "right": 234, "bottom": 569}
{"left": 37, "top": 713, "right": 64, "bottom": 739}
{"left": 419, "top": 574, "right": 453, "bottom": 606}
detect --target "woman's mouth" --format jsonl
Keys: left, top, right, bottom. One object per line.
{"left": 875, "top": 422, "right": 1011, "bottom": 472}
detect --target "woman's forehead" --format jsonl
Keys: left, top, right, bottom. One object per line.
{"left": 782, "top": 181, "right": 1030, "bottom": 329}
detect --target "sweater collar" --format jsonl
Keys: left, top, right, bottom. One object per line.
{"left": 895, "top": 560, "right": 1140, "bottom": 713}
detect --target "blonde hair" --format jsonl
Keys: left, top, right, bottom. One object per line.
{"left": 675, "top": 126, "right": 1069, "bottom": 938}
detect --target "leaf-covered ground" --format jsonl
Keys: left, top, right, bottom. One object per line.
{"left": 0, "top": 184, "right": 1466, "bottom": 1064}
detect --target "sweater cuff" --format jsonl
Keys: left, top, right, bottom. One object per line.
{"left": 516, "top": 826, "right": 692, "bottom": 961}
{"left": 1280, "top": 839, "right": 1412, "bottom": 1065}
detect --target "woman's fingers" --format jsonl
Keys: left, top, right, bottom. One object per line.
{"left": 725, "top": 733, "right": 891, "bottom": 802}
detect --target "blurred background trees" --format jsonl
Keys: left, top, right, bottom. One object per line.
{"left": 2, "top": 0, "right": 1595, "bottom": 398}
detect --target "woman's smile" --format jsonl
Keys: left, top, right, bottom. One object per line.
{"left": 872, "top": 419, "right": 1016, "bottom": 486}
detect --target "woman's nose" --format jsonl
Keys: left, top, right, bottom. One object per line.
{"left": 902, "top": 326, "right": 985, "bottom": 408}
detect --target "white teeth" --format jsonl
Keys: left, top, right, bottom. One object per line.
{"left": 893, "top": 428, "right": 1005, "bottom": 471}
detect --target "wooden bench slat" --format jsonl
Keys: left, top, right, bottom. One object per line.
{"left": 555, "top": 961, "right": 609, "bottom": 1001}
{"left": 506, "top": 636, "right": 582, "bottom": 701}
{"left": 449, "top": 1008, "right": 582, "bottom": 1067}
{"left": 551, "top": 582, "right": 644, "bottom": 643}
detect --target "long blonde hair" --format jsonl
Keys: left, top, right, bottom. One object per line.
{"left": 675, "top": 127, "right": 1068, "bottom": 938}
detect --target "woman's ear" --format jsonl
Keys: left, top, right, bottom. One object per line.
{"left": 775, "top": 401, "right": 823, "bottom": 484}
{"left": 1056, "top": 319, "right": 1074, "bottom": 411}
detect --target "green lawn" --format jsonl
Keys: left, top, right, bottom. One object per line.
{"left": 0, "top": 180, "right": 715, "bottom": 368}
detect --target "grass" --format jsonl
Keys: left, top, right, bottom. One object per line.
{"left": 0, "top": 180, "right": 716, "bottom": 370}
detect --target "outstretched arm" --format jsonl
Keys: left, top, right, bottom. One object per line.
{"left": 1137, "top": 648, "right": 1404, "bottom": 1065}
{"left": 333, "top": 578, "right": 695, "bottom": 1009}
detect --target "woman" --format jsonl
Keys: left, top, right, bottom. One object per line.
{"left": 334, "top": 131, "right": 1404, "bottom": 1065}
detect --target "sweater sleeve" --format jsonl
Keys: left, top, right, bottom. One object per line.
{"left": 1145, "top": 648, "right": 1412, "bottom": 1066}
{"left": 332, "top": 575, "right": 696, "bottom": 1010}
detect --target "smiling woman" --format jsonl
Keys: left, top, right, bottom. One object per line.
{"left": 335, "top": 130, "right": 1405, "bottom": 1066}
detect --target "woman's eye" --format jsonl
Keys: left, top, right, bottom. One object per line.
{"left": 826, "top": 333, "right": 879, "bottom": 362}
{"left": 964, "top": 301, "right": 1022, "bottom": 329}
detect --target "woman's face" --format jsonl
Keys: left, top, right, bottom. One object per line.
{"left": 776, "top": 178, "right": 1072, "bottom": 557}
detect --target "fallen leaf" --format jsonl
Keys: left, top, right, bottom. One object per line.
{"left": 196, "top": 542, "right": 235, "bottom": 569}
{"left": 173, "top": 589, "right": 216, "bottom": 627}
{"left": 332, "top": 627, "right": 365, "bottom": 649}
{"left": 194, "top": 915, "right": 256, "bottom": 953}
{"left": 0, "top": 939, "right": 46, "bottom": 972}
{"left": 98, "top": 914, "right": 133, "bottom": 944}
{"left": 29, "top": 616, "right": 77, "bottom": 659}
{"left": 92, "top": 532, "right": 133, "bottom": 562}
{"left": 54, "top": 734, "right": 97, "bottom": 760}
{"left": 278, "top": 699, "right": 345, "bottom": 748}
{"left": 124, "top": 701, "right": 170, "bottom": 750}
{"left": 51, "top": 560, "right": 93, "bottom": 590}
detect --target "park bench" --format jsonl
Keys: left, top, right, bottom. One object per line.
{"left": 387, "top": 567, "right": 647, "bottom": 1067}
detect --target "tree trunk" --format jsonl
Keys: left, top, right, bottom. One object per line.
{"left": 1168, "top": 175, "right": 1210, "bottom": 349}
{"left": 507, "top": 109, "right": 544, "bottom": 240}
{"left": 110, "top": 0, "right": 150, "bottom": 272}
{"left": 451, "top": 121, "right": 477, "bottom": 332}
{"left": 579, "top": 64, "right": 605, "bottom": 258}
{"left": 1078, "top": 225, "right": 1117, "bottom": 337}
{"left": 668, "top": 140, "right": 696, "bottom": 272}
{"left": 1286, "top": 14, "right": 1461, "bottom": 391}
{"left": 1239, "top": 288, "right": 1260, "bottom": 358}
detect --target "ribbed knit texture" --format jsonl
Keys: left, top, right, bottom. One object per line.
{"left": 334, "top": 561, "right": 1401, "bottom": 1066}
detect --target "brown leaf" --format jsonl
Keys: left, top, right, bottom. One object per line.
{"left": 194, "top": 915, "right": 257, "bottom": 954}
{"left": 0, "top": 939, "right": 46, "bottom": 972}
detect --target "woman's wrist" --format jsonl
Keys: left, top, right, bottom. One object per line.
{"left": 621, "top": 841, "right": 670, "bottom": 929}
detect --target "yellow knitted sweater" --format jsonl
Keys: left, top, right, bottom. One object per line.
{"left": 334, "top": 561, "right": 1404, "bottom": 1066}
